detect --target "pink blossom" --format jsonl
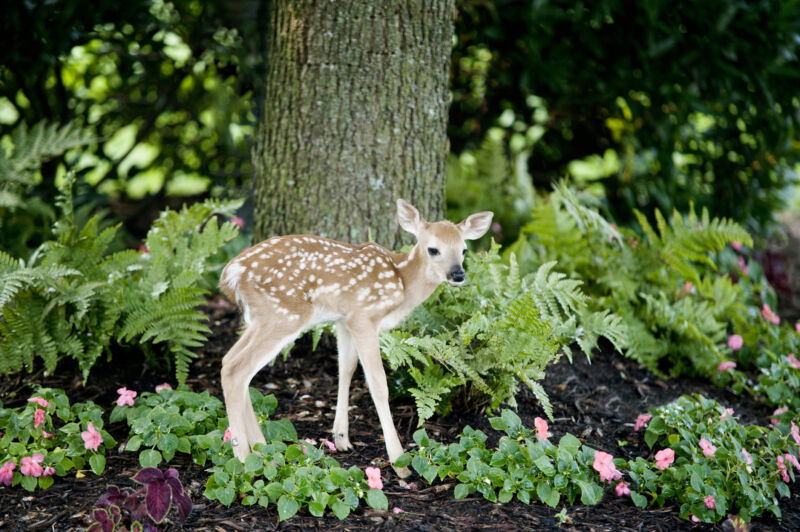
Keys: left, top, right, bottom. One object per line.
{"left": 777, "top": 455, "right": 790, "bottom": 482}
{"left": 34, "top": 408, "right": 45, "bottom": 428}
{"left": 223, "top": 428, "right": 232, "bottom": 442}
{"left": 761, "top": 303, "right": 780, "bottom": 325}
{"left": 139, "top": 244, "right": 149, "bottom": 254}
{"left": 790, "top": 422, "right": 800, "bottom": 446}
{"left": 770, "top": 406, "right": 788, "bottom": 425}
{"left": 691, "top": 514, "right": 701, "bottom": 523}
{"left": 81, "top": 422, "right": 103, "bottom": 452}
{"left": 796, "top": 322, "right": 800, "bottom": 334}
{"left": 155, "top": 382, "right": 172, "bottom": 393}
{"left": 27, "top": 397, "right": 50, "bottom": 408}
{"left": 785, "top": 453, "right": 800, "bottom": 471}
{"left": 704, "top": 495, "right": 716, "bottom": 509}
{"left": 392, "top": 507, "right": 405, "bottom": 515}
{"left": 614, "top": 481, "right": 631, "bottom": 497}
{"left": 634, "top": 413, "right": 652, "bottom": 431}
{"left": 0, "top": 462, "right": 15, "bottom": 486}
{"left": 742, "top": 449, "right": 752, "bottom": 465}
{"left": 717, "top": 361, "right": 737, "bottom": 372}
{"left": 593, "top": 451, "right": 623, "bottom": 483}
{"left": 737, "top": 256, "right": 748, "bottom": 276}
{"left": 300, "top": 438, "right": 316, "bottom": 456}
{"left": 20, "top": 454, "right": 44, "bottom": 477}
{"left": 230, "top": 216, "right": 245, "bottom": 229}
{"left": 116, "top": 387, "right": 137, "bottom": 407}
{"left": 42, "top": 466, "right": 55, "bottom": 477}
{"left": 699, "top": 438, "right": 717, "bottom": 457}
{"left": 534, "top": 417, "right": 549, "bottom": 440}
{"left": 731, "top": 241, "right": 743, "bottom": 251}
{"left": 365, "top": 467, "right": 383, "bottom": 490}
{"left": 684, "top": 281, "right": 696, "bottom": 294}
{"left": 403, "top": 482, "right": 418, "bottom": 490}
{"left": 654, "top": 448, "right": 675, "bottom": 470}
{"left": 727, "top": 334, "right": 743, "bottom": 351}
{"left": 41, "top": 430, "right": 53, "bottom": 439}
{"left": 720, "top": 408, "right": 734, "bottom": 421}
{"left": 787, "top": 354, "right": 800, "bottom": 370}
{"left": 321, "top": 438, "right": 336, "bottom": 452}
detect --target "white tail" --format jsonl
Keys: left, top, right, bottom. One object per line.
{"left": 219, "top": 199, "right": 493, "bottom": 477}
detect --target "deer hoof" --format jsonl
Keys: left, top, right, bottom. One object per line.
{"left": 393, "top": 465, "right": 411, "bottom": 479}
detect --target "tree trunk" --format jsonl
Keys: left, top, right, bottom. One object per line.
{"left": 253, "top": 0, "right": 454, "bottom": 249}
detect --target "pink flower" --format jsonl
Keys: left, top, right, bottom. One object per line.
{"left": 321, "top": 438, "right": 336, "bottom": 452}
{"left": 365, "top": 467, "right": 383, "bottom": 490}
{"left": 704, "top": 495, "right": 716, "bottom": 509}
{"left": 785, "top": 453, "right": 800, "bottom": 471}
{"left": 731, "top": 241, "right": 743, "bottom": 251}
{"left": 796, "top": 322, "right": 800, "bottom": 334}
{"left": 42, "top": 466, "right": 55, "bottom": 477}
{"left": 634, "top": 413, "right": 652, "bottom": 431}
{"left": 699, "top": 438, "right": 717, "bottom": 457}
{"left": 614, "top": 481, "right": 631, "bottom": 497}
{"left": 770, "top": 406, "right": 788, "bottom": 425}
{"left": 787, "top": 354, "right": 800, "bottom": 370}
{"left": 403, "top": 482, "right": 418, "bottom": 490}
{"left": 34, "top": 408, "right": 45, "bottom": 428}
{"left": 230, "top": 216, "right": 245, "bottom": 229}
{"left": 27, "top": 397, "right": 50, "bottom": 408}
{"left": 300, "top": 438, "right": 316, "bottom": 456}
{"left": 790, "top": 422, "right": 800, "bottom": 446}
{"left": 684, "top": 281, "right": 696, "bottom": 294}
{"left": 223, "top": 428, "right": 232, "bottom": 442}
{"left": 717, "top": 361, "right": 737, "bottom": 371}
{"left": 392, "top": 507, "right": 405, "bottom": 514}
{"left": 534, "top": 417, "right": 549, "bottom": 440}
{"left": 116, "top": 387, "right": 137, "bottom": 407}
{"left": 761, "top": 303, "right": 780, "bottom": 325}
{"left": 0, "top": 462, "right": 15, "bottom": 486}
{"left": 41, "top": 430, "right": 54, "bottom": 439}
{"left": 81, "top": 422, "right": 103, "bottom": 452}
{"left": 20, "top": 454, "right": 44, "bottom": 477}
{"left": 155, "top": 382, "right": 172, "bottom": 393}
{"left": 139, "top": 244, "right": 149, "bottom": 254}
{"left": 654, "top": 448, "right": 675, "bottom": 470}
{"left": 737, "top": 256, "right": 749, "bottom": 276}
{"left": 777, "top": 455, "right": 790, "bottom": 482}
{"left": 727, "top": 334, "right": 743, "bottom": 350}
{"left": 742, "top": 449, "right": 752, "bottom": 465}
{"left": 691, "top": 514, "right": 701, "bottom": 523}
{"left": 592, "top": 451, "right": 622, "bottom": 483}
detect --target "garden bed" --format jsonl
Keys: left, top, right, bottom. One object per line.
{"left": 1, "top": 297, "right": 798, "bottom": 531}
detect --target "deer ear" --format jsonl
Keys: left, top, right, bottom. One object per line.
{"left": 458, "top": 211, "right": 494, "bottom": 240}
{"left": 396, "top": 199, "right": 424, "bottom": 237}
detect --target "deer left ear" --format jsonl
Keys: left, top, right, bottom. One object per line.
{"left": 458, "top": 211, "right": 494, "bottom": 240}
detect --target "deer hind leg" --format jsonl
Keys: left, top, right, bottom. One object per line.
{"left": 221, "top": 309, "right": 310, "bottom": 461}
{"left": 347, "top": 318, "right": 410, "bottom": 478}
{"left": 332, "top": 321, "right": 358, "bottom": 451}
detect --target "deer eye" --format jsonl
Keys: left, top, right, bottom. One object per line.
{"left": 462, "top": 249, "right": 467, "bottom": 256}
{"left": 427, "top": 247, "right": 440, "bottom": 256}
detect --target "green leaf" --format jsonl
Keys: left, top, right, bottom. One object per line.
{"left": 21, "top": 475, "right": 38, "bottom": 491}
{"left": 244, "top": 453, "right": 262, "bottom": 474}
{"left": 558, "top": 433, "right": 581, "bottom": 458}
{"left": 454, "top": 483, "right": 471, "bottom": 499}
{"left": 139, "top": 449, "right": 162, "bottom": 468}
{"left": 578, "top": 479, "right": 603, "bottom": 505}
{"left": 308, "top": 501, "right": 325, "bottom": 517}
{"left": 631, "top": 491, "right": 647, "bottom": 508}
{"left": 393, "top": 453, "right": 412, "bottom": 468}
{"left": 125, "top": 435, "right": 143, "bottom": 452}
{"left": 89, "top": 454, "right": 106, "bottom": 475}
{"left": 277, "top": 495, "right": 300, "bottom": 521}
{"left": 330, "top": 498, "right": 351, "bottom": 520}
{"left": 217, "top": 485, "right": 235, "bottom": 506}
{"left": 366, "top": 488, "right": 388, "bottom": 510}
{"left": 38, "top": 476, "right": 54, "bottom": 490}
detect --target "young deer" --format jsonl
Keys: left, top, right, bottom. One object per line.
{"left": 219, "top": 200, "right": 493, "bottom": 477}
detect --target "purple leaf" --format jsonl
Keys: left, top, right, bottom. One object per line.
{"left": 132, "top": 468, "right": 163, "bottom": 485}
{"left": 107, "top": 504, "right": 122, "bottom": 524}
{"left": 130, "top": 522, "right": 143, "bottom": 532}
{"left": 165, "top": 476, "right": 185, "bottom": 497}
{"left": 174, "top": 491, "right": 192, "bottom": 523}
{"left": 145, "top": 480, "right": 171, "bottom": 523}
{"left": 91, "top": 508, "right": 108, "bottom": 523}
{"left": 87, "top": 524, "right": 103, "bottom": 532}
{"left": 165, "top": 468, "right": 179, "bottom": 480}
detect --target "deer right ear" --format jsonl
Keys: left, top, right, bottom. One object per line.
{"left": 396, "top": 199, "right": 424, "bottom": 237}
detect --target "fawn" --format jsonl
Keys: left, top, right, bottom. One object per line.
{"left": 219, "top": 199, "right": 493, "bottom": 477}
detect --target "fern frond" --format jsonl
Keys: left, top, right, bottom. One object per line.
{"left": 1, "top": 121, "right": 94, "bottom": 183}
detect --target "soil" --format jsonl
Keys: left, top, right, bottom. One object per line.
{"left": 2, "top": 293, "right": 799, "bottom": 531}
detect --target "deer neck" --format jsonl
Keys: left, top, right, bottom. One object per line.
{"left": 394, "top": 244, "right": 440, "bottom": 309}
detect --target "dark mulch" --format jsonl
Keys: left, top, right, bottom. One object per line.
{"left": 1, "top": 296, "right": 798, "bottom": 531}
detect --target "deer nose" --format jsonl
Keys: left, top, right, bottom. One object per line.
{"left": 448, "top": 268, "right": 465, "bottom": 283}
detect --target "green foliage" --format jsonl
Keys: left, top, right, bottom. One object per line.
{"left": 628, "top": 394, "right": 799, "bottom": 523}
{"left": 0, "top": 172, "right": 241, "bottom": 382}
{"left": 511, "top": 185, "right": 753, "bottom": 377}
{"left": 406, "top": 409, "right": 607, "bottom": 507}
{"left": 0, "top": 388, "right": 116, "bottom": 490}
{"left": 382, "top": 243, "right": 626, "bottom": 423}
{"left": 450, "top": 0, "right": 800, "bottom": 233}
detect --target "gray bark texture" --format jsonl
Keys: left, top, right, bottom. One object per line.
{"left": 253, "top": 0, "right": 454, "bottom": 249}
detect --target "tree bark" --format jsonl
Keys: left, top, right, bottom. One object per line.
{"left": 253, "top": 0, "right": 454, "bottom": 249}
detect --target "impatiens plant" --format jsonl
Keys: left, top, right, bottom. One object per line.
{"left": 0, "top": 387, "right": 115, "bottom": 490}
{"left": 625, "top": 394, "right": 799, "bottom": 523}
{"left": 89, "top": 467, "right": 191, "bottom": 531}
